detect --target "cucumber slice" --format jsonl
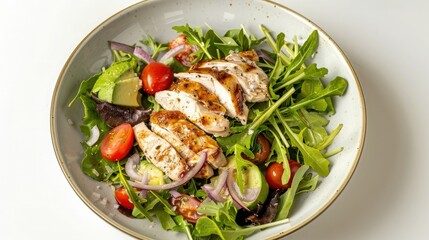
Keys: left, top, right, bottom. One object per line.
{"left": 225, "top": 156, "right": 269, "bottom": 209}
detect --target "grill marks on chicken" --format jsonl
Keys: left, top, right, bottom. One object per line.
{"left": 170, "top": 79, "right": 226, "bottom": 115}
{"left": 193, "top": 50, "right": 270, "bottom": 102}
{"left": 133, "top": 122, "right": 188, "bottom": 181}
{"left": 133, "top": 111, "right": 227, "bottom": 179}
{"left": 154, "top": 90, "right": 230, "bottom": 137}
{"left": 151, "top": 110, "right": 227, "bottom": 169}
{"left": 174, "top": 68, "right": 249, "bottom": 124}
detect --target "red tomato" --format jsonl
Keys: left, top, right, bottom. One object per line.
{"left": 100, "top": 123, "right": 134, "bottom": 161}
{"left": 115, "top": 187, "right": 134, "bottom": 210}
{"left": 265, "top": 160, "right": 301, "bottom": 189}
{"left": 140, "top": 62, "right": 174, "bottom": 95}
{"left": 242, "top": 134, "right": 271, "bottom": 165}
{"left": 169, "top": 34, "right": 196, "bottom": 66}
{"left": 170, "top": 194, "right": 202, "bottom": 223}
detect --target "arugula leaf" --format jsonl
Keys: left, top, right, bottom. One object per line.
{"left": 173, "top": 215, "right": 194, "bottom": 240}
{"left": 149, "top": 190, "right": 176, "bottom": 215}
{"left": 221, "top": 218, "right": 290, "bottom": 240}
{"left": 297, "top": 172, "right": 319, "bottom": 194}
{"left": 197, "top": 200, "right": 292, "bottom": 240}
{"left": 283, "top": 30, "right": 318, "bottom": 79}
{"left": 173, "top": 24, "right": 214, "bottom": 60}
{"left": 286, "top": 76, "right": 348, "bottom": 113}
{"left": 260, "top": 24, "right": 291, "bottom": 65}
{"left": 80, "top": 141, "right": 118, "bottom": 181}
{"left": 141, "top": 34, "right": 168, "bottom": 58}
{"left": 267, "top": 118, "right": 291, "bottom": 184}
{"left": 197, "top": 200, "right": 240, "bottom": 230}
{"left": 275, "top": 165, "right": 310, "bottom": 220}
{"left": 249, "top": 87, "right": 295, "bottom": 132}
{"left": 68, "top": 73, "right": 100, "bottom": 107}
{"left": 315, "top": 124, "right": 343, "bottom": 150}
{"left": 117, "top": 162, "right": 153, "bottom": 221}
{"left": 275, "top": 109, "right": 330, "bottom": 177}
{"left": 153, "top": 205, "right": 177, "bottom": 231}
{"left": 273, "top": 63, "right": 328, "bottom": 92}
{"left": 194, "top": 217, "right": 225, "bottom": 240}
{"left": 79, "top": 94, "right": 117, "bottom": 181}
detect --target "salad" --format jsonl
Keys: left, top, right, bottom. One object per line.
{"left": 69, "top": 23, "right": 347, "bottom": 240}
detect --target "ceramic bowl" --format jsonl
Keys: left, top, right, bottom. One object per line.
{"left": 51, "top": 0, "right": 366, "bottom": 239}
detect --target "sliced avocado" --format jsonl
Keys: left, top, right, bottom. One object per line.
{"left": 225, "top": 156, "right": 269, "bottom": 209}
{"left": 137, "top": 161, "right": 165, "bottom": 186}
{"left": 91, "top": 58, "right": 137, "bottom": 103}
{"left": 112, "top": 75, "right": 142, "bottom": 107}
{"left": 116, "top": 69, "right": 136, "bottom": 81}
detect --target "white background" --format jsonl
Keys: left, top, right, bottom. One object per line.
{"left": 1, "top": 0, "right": 428, "bottom": 239}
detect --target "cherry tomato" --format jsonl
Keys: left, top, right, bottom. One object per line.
{"left": 242, "top": 134, "right": 271, "bottom": 165}
{"left": 140, "top": 62, "right": 174, "bottom": 95}
{"left": 170, "top": 194, "right": 202, "bottom": 223}
{"left": 265, "top": 160, "right": 301, "bottom": 189}
{"left": 100, "top": 123, "right": 134, "bottom": 161}
{"left": 115, "top": 187, "right": 134, "bottom": 210}
{"left": 169, "top": 34, "right": 196, "bottom": 66}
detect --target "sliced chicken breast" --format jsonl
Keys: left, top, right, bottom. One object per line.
{"left": 133, "top": 122, "right": 188, "bottom": 181}
{"left": 150, "top": 110, "right": 227, "bottom": 169}
{"left": 154, "top": 90, "right": 230, "bottom": 137}
{"left": 170, "top": 79, "right": 226, "bottom": 115}
{"left": 150, "top": 123, "right": 214, "bottom": 179}
{"left": 175, "top": 68, "right": 249, "bottom": 124}
{"left": 193, "top": 50, "right": 270, "bottom": 102}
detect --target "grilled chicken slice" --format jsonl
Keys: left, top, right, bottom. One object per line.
{"left": 133, "top": 122, "right": 188, "bottom": 181}
{"left": 193, "top": 50, "right": 270, "bottom": 102}
{"left": 150, "top": 123, "right": 214, "bottom": 179}
{"left": 170, "top": 79, "right": 226, "bottom": 115}
{"left": 151, "top": 110, "right": 227, "bottom": 169}
{"left": 155, "top": 90, "right": 230, "bottom": 137}
{"left": 175, "top": 68, "right": 249, "bottom": 124}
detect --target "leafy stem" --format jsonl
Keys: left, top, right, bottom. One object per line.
{"left": 249, "top": 87, "right": 295, "bottom": 131}
{"left": 117, "top": 162, "right": 153, "bottom": 221}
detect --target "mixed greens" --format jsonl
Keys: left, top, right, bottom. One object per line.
{"left": 69, "top": 23, "right": 347, "bottom": 239}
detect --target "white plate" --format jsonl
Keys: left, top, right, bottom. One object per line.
{"left": 51, "top": 0, "right": 366, "bottom": 239}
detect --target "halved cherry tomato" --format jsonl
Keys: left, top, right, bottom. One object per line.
{"left": 140, "top": 62, "right": 174, "bottom": 95}
{"left": 265, "top": 160, "right": 301, "bottom": 189}
{"left": 242, "top": 134, "right": 271, "bottom": 165}
{"left": 169, "top": 34, "right": 196, "bottom": 66}
{"left": 115, "top": 187, "right": 134, "bottom": 210}
{"left": 100, "top": 123, "right": 134, "bottom": 161}
{"left": 170, "top": 194, "right": 202, "bottom": 223}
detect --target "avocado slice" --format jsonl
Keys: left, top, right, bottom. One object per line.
{"left": 225, "top": 156, "right": 269, "bottom": 209}
{"left": 91, "top": 58, "right": 137, "bottom": 103}
{"left": 112, "top": 75, "right": 142, "bottom": 107}
{"left": 137, "top": 161, "right": 165, "bottom": 186}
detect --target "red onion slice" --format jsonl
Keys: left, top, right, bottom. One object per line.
{"left": 226, "top": 169, "right": 249, "bottom": 211}
{"left": 225, "top": 169, "right": 261, "bottom": 210}
{"left": 109, "top": 41, "right": 135, "bottom": 54}
{"left": 86, "top": 125, "right": 100, "bottom": 147}
{"left": 201, "top": 169, "right": 228, "bottom": 202}
{"left": 133, "top": 46, "right": 155, "bottom": 64}
{"left": 159, "top": 44, "right": 186, "bottom": 63}
{"left": 169, "top": 189, "right": 182, "bottom": 198}
{"left": 125, "top": 153, "right": 144, "bottom": 182}
{"left": 129, "top": 151, "right": 207, "bottom": 191}
{"left": 231, "top": 182, "right": 260, "bottom": 202}
{"left": 139, "top": 171, "right": 149, "bottom": 199}
{"left": 256, "top": 49, "right": 275, "bottom": 63}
